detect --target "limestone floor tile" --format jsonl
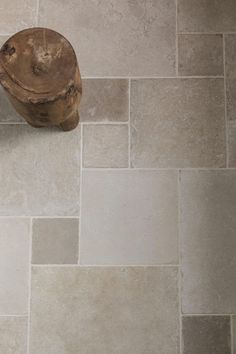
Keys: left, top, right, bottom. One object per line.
{"left": 0, "top": 87, "right": 24, "bottom": 123}
{"left": 225, "top": 35, "right": 236, "bottom": 121}
{"left": 39, "top": 0, "right": 176, "bottom": 77}
{"left": 178, "top": 34, "right": 223, "bottom": 76}
{"left": 80, "top": 80, "right": 129, "bottom": 122}
{"left": 32, "top": 218, "right": 79, "bottom": 264}
{"left": 0, "top": 317, "right": 27, "bottom": 354}
{"left": 131, "top": 79, "right": 226, "bottom": 168}
{"left": 30, "top": 266, "right": 179, "bottom": 354}
{"left": 83, "top": 124, "right": 128, "bottom": 168}
{"left": 178, "top": 0, "right": 236, "bottom": 33}
{"left": 229, "top": 123, "right": 236, "bottom": 167}
{"left": 80, "top": 170, "right": 178, "bottom": 265}
{"left": 182, "top": 316, "right": 231, "bottom": 354}
{"left": 180, "top": 170, "right": 236, "bottom": 314}
{"left": 0, "top": 218, "right": 30, "bottom": 315}
{"left": 0, "top": 125, "right": 80, "bottom": 216}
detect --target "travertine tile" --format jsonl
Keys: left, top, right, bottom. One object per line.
{"left": 32, "top": 218, "right": 79, "bottom": 264}
{"left": 81, "top": 170, "right": 178, "bottom": 265}
{"left": 0, "top": 317, "right": 27, "bottom": 354}
{"left": 228, "top": 123, "right": 236, "bottom": 167}
{"left": 0, "top": 125, "right": 80, "bottom": 216}
{"left": 80, "top": 80, "right": 129, "bottom": 122}
{"left": 30, "top": 266, "right": 179, "bottom": 354}
{"left": 182, "top": 316, "right": 231, "bottom": 354}
{"left": 0, "top": 87, "right": 24, "bottom": 123}
{"left": 178, "top": 34, "right": 223, "bottom": 76}
{"left": 0, "top": 218, "right": 29, "bottom": 315}
{"left": 83, "top": 124, "right": 128, "bottom": 168}
{"left": 180, "top": 170, "right": 236, "bottom": 313}
{"left": 39, "top": 0, "right": 176, "bottom": 76}
{"left": 178, "top": 0, "right": 236, "bottom": 32}
{"left": 225, "top": 35, "right": 236, "bottom": 121}
{"left": 131, "top": 79, "right": 226, "bottom": 168}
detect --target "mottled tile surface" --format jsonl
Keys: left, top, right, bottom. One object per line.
{"left": 228, "top": 123, "right": 236, "bottom": 167}
{"left": 182, "top": 316, "right": 231, "bottom": 354}
{"left": 32, "top": 218, "right": 79, "bottom": 264}
{"left": 30, "top": 266, "right": 179, "bottom": 354}
{"left": 0, "top": 218, "right": 29, "bottom": 315}
{"left": 178, "top": 34, "right": 223, "bottom": 76}
{"left": 0, "top": 126, "right": 80, "bottom": 216}
{"left": 39, "top": 0, "right": 176, "bottom": 76}
{"left": 131, "top": 79, "right": 226, "bottom": 168}
{"left": 233, "top": 317, "right": 236, "bottom": 354}
{"left": 180, "top": 170, "right": 236, "bottom": 313}
{"left": 81, "top": 170, "right": 178, "bottom": 265}
{"left": 83, "top": 124, "right": 128, "bottom": 168}
{"left": 0, "top": 317, "right": 27, "bottom": 354}
{"left": 0, "top": 87, "right": 24, "bottom": 123}
{"left": 225, "top": 35, "right": 236, "bottom": 121}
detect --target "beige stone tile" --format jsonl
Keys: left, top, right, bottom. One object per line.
{"left": 80, "top": 170, "right": 178, "bottom": 265}
{"left": 0, "top": 87, "right": 24, "bottom": 123}
{"left": 0, "top": 218, "right": 30, "bottom": 315}
{"left": 233, "top": 317, "right": 236, "bottom": 354}
{"left": 225, "top": 35, "right": 236, "bottom": 121}
{"left": 180, "top": 170, "right": 236, "bottom": 314}
{"left": 80, "top": 80, "right": 129, "bottom": 122}
{"left": 30, "top": 266, "right": 179, "bottom": 354}
{"left": 39, "top": 0, "right": 176, "bottom": 76}
{"left": 178, "top": 0, "right": 236, "bottom": 32}
{"left": 178, "top": 34, "right": 223, "bottom": 76}
{"left": 0, "top": 317, "right": 27, "bottom": 354}
{"left": 0, "top": 125, "right": 80, "bottom": 216}
{"left": 131, "top": 79, "right": 226, "bottom": 168}
{"left": 182, "top": 316, "right": 231, "bottom": 354}
{"left": 83, "top": 124, "right": 128, "bottom": 168}
{"left": 228, "top": 123, "right": 236, "bottom": 167}
{"left": 32, "top": 218, "right": 79, "bottom": 264}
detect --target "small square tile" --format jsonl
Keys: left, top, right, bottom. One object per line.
{"left": 0, "top": 218, "right": 30, "bottom": 315}
{"left": 180, "top": 170, "right": 236, "bottom": 313}
{"left": 178, "top": 34, "right": 223, "bottom": 76}
{"left": 225, "top": 35, "right": 236, "bottom": 121}
{"left": 182, "top": 316, "right": 231, "bottom": 354}
{"left": 30, "top": 266, "right": 179, "bottom": 354}
{"left": 81, "top": 170, "right": 178, "bottom": 265}
{"left": 80, "top": 80, "right": 129, "bottom": 122}
{"left": 83, "top": 124, "right": 128, "bottom": 168}
{"left": 228, "top": 123, "right": 236, "bottom": 167}
{"left": 0, "top": 317, "right": 27, "bottom": 354}
{"left": 32, "top": 218, "right": 79, "bottom": 264}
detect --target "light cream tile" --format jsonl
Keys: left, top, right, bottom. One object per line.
{"left": 0, "top": 218, "right": 30, "bottom": 315}
{"left": 80, "top": 170, "right": 178, "bottom": 265}
{"left": 83, "top": 124, "right": 128, "bottom": 168}
{"left": 39, "top": 0, "right": 176, "bottom": 76}
{"left": 178, "top": 34, "right": 223, "bottom": 76}
{"left": 0, "top": 87, "right": 24, "bottom": 123}
{"left": 228, "top": 123, "right": 236, "bottom": 167}
{"left": 32, "top": 218, "right": 79, "bottom": 264}
{"left": 131, "top": 79, "right": 226, "bottom": 168}
{"left": 180, "top": 170, "right": 236, "bottom": 314}
{"left": 225, "top": 35, "right": 236, "bottom": 121}
{"left": 30, "top": 266, "right": 179, "bottom": 354}
{"left": 0, "top": 317, "right": 27, "bottom": 354}
{"left": 0, "top": 125, "right": 80, "bottom": 216}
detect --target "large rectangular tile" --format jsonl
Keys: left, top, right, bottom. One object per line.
{"left": 30, "top": 266, "right": 179, "bottom": 354}
{"left": 178, "top": 0, "right": 236, "bottom": 32}
{"left": 0, "top": 218, "right": 30, "bottom": 315}
{"left": 0, "top": 125, "right": 80, "bottom": 216}
{"left": 81, "top": 170, "right": 178, "bottom": 265}
{"left": 180, "top": 170, "right": 236, "bottom": 313}
{"left": 39, "top": 0, "right": 176, "bottom": 76}
{"left": 0, "top": 317, "right": 27, "bottom": 354}
{"left": 225, "top": 35, "right": 236, "bottom": 121}
{"left": 131, "top": 79, "right": 226, "bottom": 168}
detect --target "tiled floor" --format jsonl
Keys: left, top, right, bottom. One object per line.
{"left": 0, "top": 1, "right": 235, "bottom": 353}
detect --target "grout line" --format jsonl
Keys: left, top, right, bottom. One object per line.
{"left": 178, "top": 170, "right": 182, "bottom": 354}
{"left": 78, "top": 126, "right": 83, "bottom": 264}
{"left": 0, "top": 315, "right": 27, "bottom": 318}
{"left": 231, "top": 315, "right": 234, "bottom": 354}
{"left": 128, "top": 78, "right": 131, "bottom": 168}
{"left": 175, "top": 0, "right": 179, "bottom": 77}
{"left": 81, "top": 167, "right": 236, "bottom": 171}
{"left": 0, "top": 122, "right": 26, "bottom": 125}
{"left": 223, "top": 34, "right": 229, "bottom": 168}
{"left": 81, "top": 121, "right": 128, "bottom": 125}
{"left": 0, "top": 216, "right": 80, "bottom": 219}
{"left": 178, "top": 31, "right": 236, "bottom": 35}
{"left": 81, "top": 76, "right": 224, "bottom": 80}
{"left": 35, "top": 0, "right": 40, "bottom": 26}
{"left": 182, "top": 313, "right": 236, "bottom": 316}
{"left": 31, "top": 264, "right": 180, "bottom": 268}
{"left": 26, "top": 218, "right": 32, "bottom": 354}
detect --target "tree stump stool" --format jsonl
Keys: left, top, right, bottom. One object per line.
{"left": 0, "top": 28, "right": 82, "bottom": 131}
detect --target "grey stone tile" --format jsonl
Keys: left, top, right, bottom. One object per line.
{"left": 178, "top": 0, "right": 236, "bottom": 32}
{"left": 80, "top": 170, "right": 178, "bottom": 265}
{"left": 30, "top": 266, "right": 179, "bottom": 354}
{"left": 0, "top": 125, "right": 80, "bottom": 216}
{"left": 39, "top": 0, "right": 176, "bottom": 77}
{"left": 131, "top": 79, "right": 226, "bottom": 168}
{"left": 180, "top": 170, "right": 236, "bottom": 314}
{"left": 0, "top": 218, "right": 30, "bottom": 315}
{"left": 233, "top": 317, "right": 236, "bottom": 354}
{"left": 228, "top": 123, "right": 236, "bottom": 167}
{"left": 0, "top": 317, "right": 27, "bottom": 354}
{"left": 225, "top": 35, "right": 236, "bottom": 121}
{"left": 83, "top": 124, "right": 128, "bottom": 168}
{"left": 80, "top": 80, "right": 129, "bottom": 122}
{"left": 178, "top": 34, "right": 223, "bottom": 76}
{"left": 182, "top": 316, "right": 231, "bottom": 354}
{"left": 32, "top": 218, "right": 79, "bottom": 264}
{"left": 0, "top": 87, "right": 24, "bottom": 123}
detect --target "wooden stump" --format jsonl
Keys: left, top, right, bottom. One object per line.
{"left": 0, "top": 28, "right": 82, "bottom": 131}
